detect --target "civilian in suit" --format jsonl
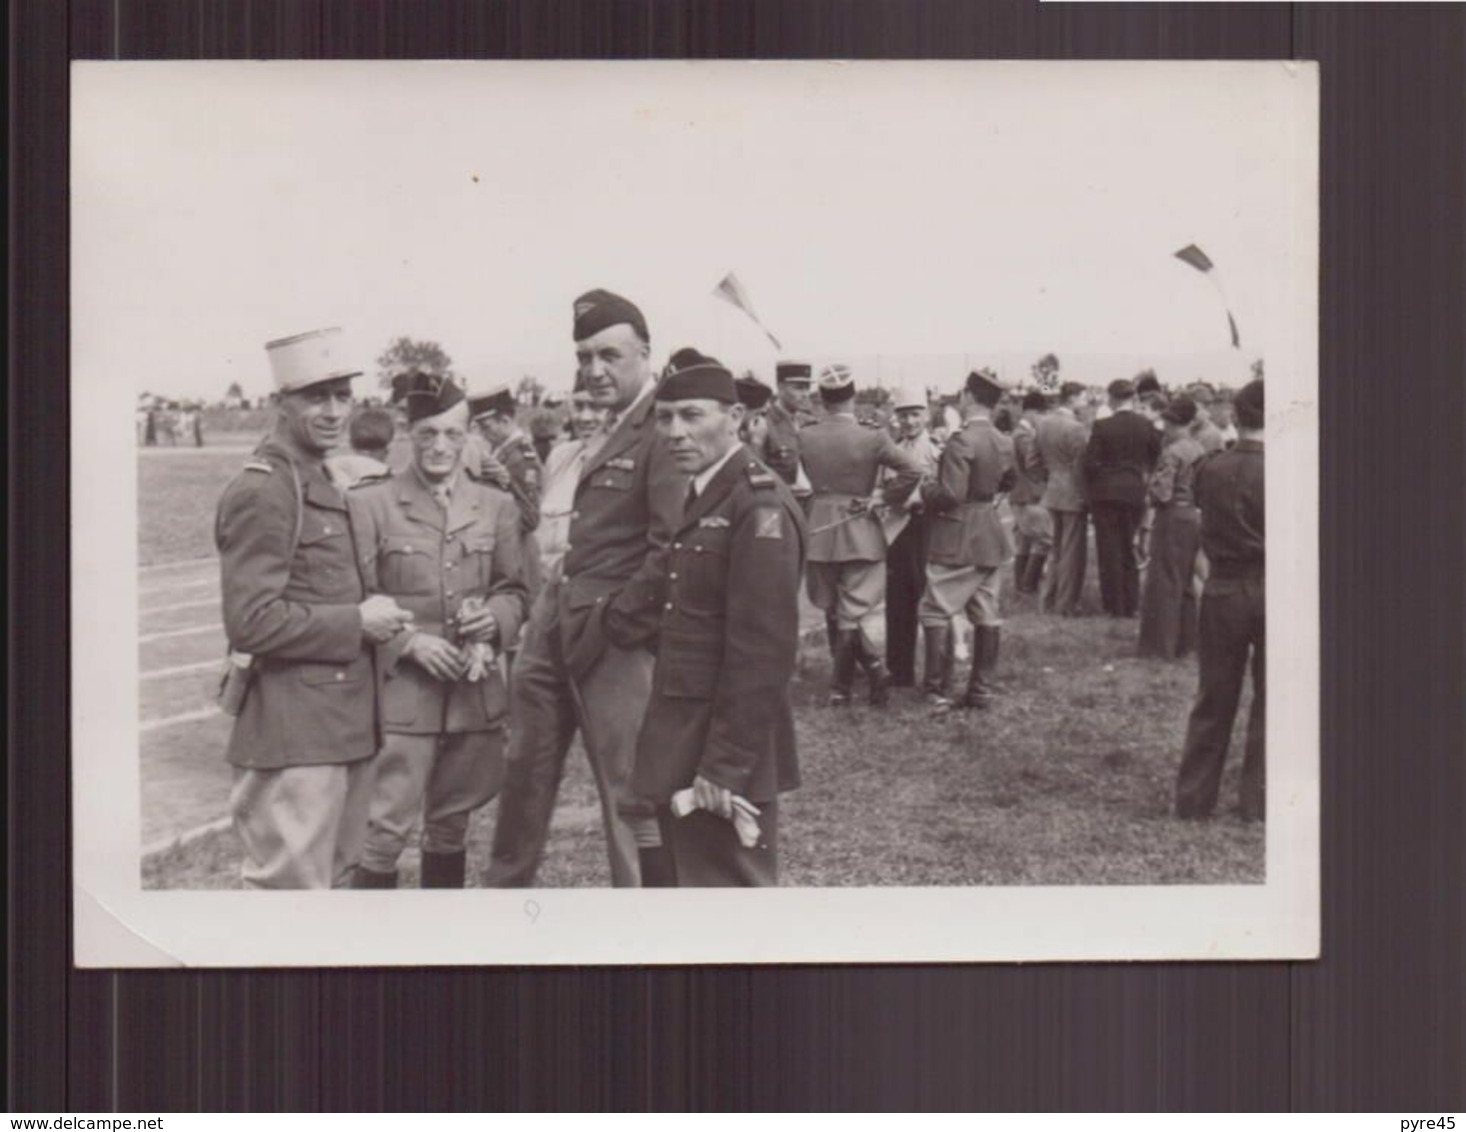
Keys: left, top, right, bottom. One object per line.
{"left": 883, "top": 387, "right": 940, "bottom": 686}
{"left": 1010, "top": 390, "right": 1053, "bottom": 595}
{"left": 1175, "top": 380, "right": 1266, "bottom": 821}
{"left": 1083, "top": 378, "right": 1162, "bottom": 617}
{"left": 1137, "top": 396, "right": 1206, "bottom": 659}
{"left": 605, "top": 351, "right": 806, "bottom": 885}
{"left": 486, "top": 289, "right": 686, "bottom": 888}
{"left": 1033, "top": 382, "right": 1091, "bottom": 616}
{"left": 346, "top": 376, "right": 529, "bottom": 887}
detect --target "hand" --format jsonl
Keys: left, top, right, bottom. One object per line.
{"left": 746, "top": 414, "right": 769, "bottom": 449}
{"left": 479, "top": 453, "right": 512, "bottom": 490}
{"left": 456, "top": 603, "right": 499, "bottom": 645}
{"left": 691, "top": 774, "right": 734, "bottom": 821}
{"left": 359, "top": 595, "right": 413, "bottom": 642}
{"left": 406, "top": 633, "right": 468, "bottom": 682}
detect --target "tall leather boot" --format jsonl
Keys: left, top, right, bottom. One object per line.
{"left": 638, "top": 846, "right": 678, "bottom": 888}
{"left": 963, "top": 626, "right": 1002, "bottom": 710}
{"left": 1024, "top": 552, "right": 1048, "bottom": 596}
{"left": 855, "top": 633, "right": 891, "bottom": 707}
{"left": 349, "top": 865, "right": 399, "bottom": 889}
{"left": 829, "top": 629, "right": 858, "bottom": 707}
{"left": 921, "top": 623, "right": 953, "bottom": 710}
{"left": 825, "top": 613, "right": 840, "bottom": 656}
{"left": 1013, "top": 551, "right": 1032, "bottom": 595}
{"left": 420, "top": 849, "right": 467, "bottom": 889}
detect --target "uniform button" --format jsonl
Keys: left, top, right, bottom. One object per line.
{"left": 446, "top": 534, "right": 455, "bottom": 542}
{"left": 564, "top": 544, "right": 572, "bottom": 553}
{"left": 445, "top": 562, "right": 455, "bottom": 570}
{"left": 673, "top": 542, "right": 682, "bottom": 550}
{"left": 664, "top": 602, "right": 673, "bottom": 610}
{"left": 335, "top": 672, "right": 344, "bottom": 681}
{"left": 571, "top": 511, "right": 580, "bottom": 519}
{"left": 669, "top": 572, "right": 677, "bottom": 580}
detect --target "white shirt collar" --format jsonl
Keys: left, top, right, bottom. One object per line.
{"left": 691, "top": 443, "right": 742, "bottom": 498}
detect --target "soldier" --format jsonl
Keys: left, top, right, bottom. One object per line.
{"left": 1175, "top": 379, "right": 1265, "bottom": 821}
{"left": 486, "top": 288, "right": 686, "bottom": 888}
{"left": 1083, "top": 378, "right": 1162, "bottom": 618}
{"left": 604, "top": 349, "right": 806, "bottom": 885}
{"left": 346, "top": 375, "right": 530, "bottom": 887}
{"left": 1185, "top": 383, "right": 1227, "bottom": 455}
{"left": 800, "top": 364, "right": 921, "bottom": 706}
{"left": 918, "top": 369, "right": 1016, "bottom": 711}
{"left": 325, "top": 406, "right": 396, "bottom": 491}
{"left": 883, "top": 387, "right": 940, "bottom": 687}
{"left": 534, "top": 376, "right": 606, "bottom": 583}
{"left": 1138, "top": 395, "right": 1206, "bottom": 659}
{"left": 763, "top": 360, "right": 818, "bottom": 491}
{"left": 215, "top": 328, "right": 413, "bottom": 889}
{"left": 468, "top": 384, "right": 544, "bottom": 596}
{"left": 1010, "top": 390, "right": 1053, "bottom": 596}
{"left": 1034, "top": 381, "right": 1091, "bottom": 617}
{"left": 735, "top": 371, "right": 774, "bottom": 453}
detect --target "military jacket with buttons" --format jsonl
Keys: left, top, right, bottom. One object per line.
{"left": 347, "top": 466, "right": 529, "bottom": 735}
{"left": 215, "top": 440, "right": 374, "bottom": 771}
{"left": 606, "top": 447, "right": 806, "bottom": 805}
{"left": 799, "top": 414, "right": 922, "bottom": 563}
{"left": 923, "top": 416, "right": 1016, "bottom": 569}
{"left": 761, "top": 400, "right": 816, "bottom": 486}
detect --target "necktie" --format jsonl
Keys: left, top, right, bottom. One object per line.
{"left": 432, "top": 483, "right": 451, "bottom": 512}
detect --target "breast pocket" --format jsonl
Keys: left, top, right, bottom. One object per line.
{"left": 588, "top": 466, "right": 634, "bottom": 493}
{"left": 293, "top": 514, "right": 352, "bottom": 595}
{"left": 461, "top": 533, "right": 498, "bottom": 592}
{"left": 678, "top": 531, "right": 729, "bottom": 611}
{"left": 378, "top": 536, "right": 436, "bottom": 595}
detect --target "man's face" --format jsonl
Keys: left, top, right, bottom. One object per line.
{"left": 570, "top": 394, "right": 606, "bottom": 439}
{"left": 654, "top": 398, "right": 742, "bottom": 475}
{"left": 575, "top": 323, "right": 650, "bottom": 412}
{"left": 777, "top": 381, "right": 812, "bottom": 414}
{"left": 477, "top": 414, "right": 514, "bottom": 445}
{"left": 1208, "top": 400, "right": 1232, "bottom": 429}
{"left": 895, "top": 407, "right": 927, "bottom": 438}
{"left": 409, "top": 401, "right": 469, "bottom": 482}
{"left": 279, "top": 378, "right": 354, "bottom": 456}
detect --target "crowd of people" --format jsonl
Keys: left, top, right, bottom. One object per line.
{"left": 211, "top": 290, "right": 1266, "bottom": 894}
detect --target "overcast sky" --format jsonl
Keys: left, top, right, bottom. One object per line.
{"left": 73, "top": 60, "right": 1314, "bottom": 399}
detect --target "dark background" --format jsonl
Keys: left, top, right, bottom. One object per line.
{"left": 11, "top": 1, "right": 1463, "bottom": 1111}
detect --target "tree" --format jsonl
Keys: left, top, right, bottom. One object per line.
{"left": 1031, "top": 352, "right": 1061, "bottom": 392}
{"left": 224, "top": 381, "right": 244, "bottom": 402}
{"left": 376, "top": 337, "right": 457, "bottom": 391}
{"left": 516, "top": 374, "right": 545, "bottom": 407}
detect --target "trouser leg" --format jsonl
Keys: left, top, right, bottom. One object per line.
{"left": 885, "top": 522, "right": 923, "bottom": 684}
{"left": 420, "top": 729, "right": 507, "bottom": 883}
{"left": 657, "top": 801, "right": 779, "bottom": 887}
{"left": 231, "top": 763, "right": 353, "bottom": 890}
{"left": 1091, "top": 503, "right": 1122, "bottom": 615}
{"left": 1117, "top": 504, "right": 1143, "bottom": 616}
{"left": 1175, "top": 589, "right": 1251, "bottom": 818}
{"left": 1239, "top": 584, "right": 1267, "bottom": 820}
{"left": 357, "top": 733, "right": 438, "bottom": 876}
{"left": 486, "top": 595, "right": 579, "bottom": 887}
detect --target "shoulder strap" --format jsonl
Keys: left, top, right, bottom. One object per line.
{"left": 283, "top": 454, "right": 305, "bottom": 560}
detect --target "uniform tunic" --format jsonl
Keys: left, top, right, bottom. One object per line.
{"left": 1138, "top": 434, "right": 1206, "bottom": 658}
{"left": 761, "top": 400, "right": 816, "bottom": 487}
{"left": 1034, "top": 406, "right": 1091, "bottom": 615}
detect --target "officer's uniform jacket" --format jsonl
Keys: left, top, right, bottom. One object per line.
{"left": 799, "top": 414, "right": 922, "bottom": 563}
{"left": 560, "top": 381, "right": 687, "bottom": 678}
{"left": 1194, "top": 438, "right": 1264, "bottom": 581}
{"left": 608, "top": 447, "right": 806, "bottom": 806}
{"left": 761, "top": 400, "right": 815, "bottom": 486}
{"left": 491, "top": 428, "right": 544, "bottom": 534}
{"left": 215, "top": 440, "right": 375, "bottom": 771}
{"left": 1010, "top": 415, "right": 1048, "bottom": 506}
{"left": 1034, "top": 407, "right": 1090, "bottom": 512}
{"left": 347, "top": 466, "right": 529, "bottom": 735}
{"left": 1082, "top": 408, "right": 1163, "bottom": 508}
{"left": 923, "top": 416, "right": 1016, "bottom": 569}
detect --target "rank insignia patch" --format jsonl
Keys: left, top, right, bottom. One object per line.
{"left": 754, "top": 509, "right": 783, "bottom": 539}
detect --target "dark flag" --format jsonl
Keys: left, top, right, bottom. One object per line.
{"left": 1174, "top": 244, "right": 1240, "bottom": 348}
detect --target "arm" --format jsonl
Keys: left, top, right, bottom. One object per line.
{"left": 1149, "top": 445, "right": 1179, "bottom": 505}
{"left": 698, "top": 499, "right": 802, "bottom": 795}
{"left": 346, "top": 489, "right": 417, "bottom": 674}
{"left": 502, "top": 446, "right": 542, "bottom": 533}
{"left": 606, "top": 427, "right": 686, "bottom": 621}
{"left": 217, "top": 476, "right": 363, "bottom": 662}
{"left": 875, "top": 433, "right": 922, "bottom": 508}
{"left": 483, "top": 496, "right": 530, "bottom": 646}
{"left": 921, "top": 430, "right": 972, "bottom": 513}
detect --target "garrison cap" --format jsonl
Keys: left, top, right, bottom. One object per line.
{"left": 401, "top": 371, "right": 466, "bottom": 424}
{"left": 775, "top": 360, "right": 814, "bottom": 386}
{"left": 468, "top": 384, "right": 516, "bottom": 422}
{"left": 656, "top": 348, "right": 737, "bottom": 404}
{"left": 965, "top": 367, "right": 1003, "bottom": 408}
{"left": 573, "top": 288, "right": 648, "bottom": 343}
{"left": 265, "top": 327, "right": 362, "bottom": 393}
{"left": 735, "top": 374, "right": 774, "bottom": 411}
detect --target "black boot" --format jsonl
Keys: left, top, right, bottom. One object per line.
{"left": 825, "top": 614, "right": 840, "bottom": 656}
{"left": 963, "top": 626, "right": 1001, "bottom": 710}
{"left": 1014, "top": 552, "right": 1032, "bottom": 594}
{"left": 1024, "top": 552, "right": 1048, "bottom": 595}
{"left": 855, "top": 633, "right": 891, "bottom": 707}
{"left": 638, "top": 846, "right": 678, "bottom": 888}
{"left": 921, "top": 624, "right": 953, "bottom": 710}
{"left": 420, "top": 850, "right": 467, "bottom": 889}
{"left": 829, "top": 629, "right": 858, "bottom": 707}
{"left": 350, "top": 865, "right": 398, "bottom": 889}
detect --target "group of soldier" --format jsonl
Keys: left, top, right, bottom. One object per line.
{"left": 212, "top": 287, "right": 1266, "bottom": 895}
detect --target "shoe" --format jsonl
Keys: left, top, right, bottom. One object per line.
{"left": 1024, "top": 552, "right": 1048, "bottom": 595}
{"left": 854, "top": 634, "right": 891, "bottom": 707}
{"left": 962, "top": 626, "right": 1001, "bottom": 710}
{"left": 350, "top": 866, "right": 399, "bottom": 889}
{"left": 420, "top": 849, "right": 467, "bottom": 889}
{"left": 1014, "top": 552, "right": 1032, "bottom": 594}
{"left": 829, "top": 629, "right": 858, "bottom": 707}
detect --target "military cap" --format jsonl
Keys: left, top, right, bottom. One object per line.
{"left": 265, "top": 327, "right": 362, "bottom": 393}
{"left": 656, "top": 348, "right": 736, "bottom": 403}
{"left": 891, "top": 386, "right": 926, "bottom": 413}
{"left": 467, "top": 384, "right": 516, "bottom": 422}
{"left": 1160, "top": 394, "right": 1198, "bottom": 427}
{"left": 1233, "top": 378, "right": 1264, "bottom": 428}
{"left": 964, "top": 367, "right": 1003, "bottom": 408}
{"left": 400, "top": 371, "right": 466, "bottom": 424}
{"left": 735, "top": 374, "right": 774, "bottom": 411}
{"left": 775, "top": 360, "right": 814, "bottom": 386}
{"left": 573, "top": 288, "right": 648, "bottom": 343}
{"left": 818, "top": 363, "right": 855, "bottom": 396}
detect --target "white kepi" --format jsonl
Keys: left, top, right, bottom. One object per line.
{"left": 265, "top": 327, "right": 363, "bottom": 393}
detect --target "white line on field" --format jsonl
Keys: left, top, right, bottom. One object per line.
{"left": 142, "top": 597, "right": 221, "bottom": 615}
{"left": 140, "top": 576, "right": 215, "bottom": 596}
{"left": 142, "top": 815, "right": 233, "bottom": 859}
{"left": 140, "top": 706, "right": 222, "bottom": 732}
{"left": 141, "top": 659, "right": 220, "bottom": 681}
{"left": 139, "top": 556, "right": 216, "bottom": 575}
{"left": 140, "top": 624, "right": 221, "bottom": 643}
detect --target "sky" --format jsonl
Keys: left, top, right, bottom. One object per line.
{"left": 73, "top": 60, "right": 1314, "bottom": 400}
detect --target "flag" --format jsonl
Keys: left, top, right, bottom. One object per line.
{"left": 1173, "top": 244, "right": 1240, "bottom": 348}
{"left": 713, "top": 272, "right": 782, "bottom": 350}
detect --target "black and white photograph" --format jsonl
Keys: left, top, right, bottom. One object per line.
{"left": 72, "top": 60, "right": 1318, "bottom": 965}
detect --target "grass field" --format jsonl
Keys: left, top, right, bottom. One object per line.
{"left": 137, "top": 440, "right": 1263, "bottom": 889}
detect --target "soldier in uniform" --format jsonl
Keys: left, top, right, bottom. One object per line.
{"left": 800, "top": 364, "right": 922, "bottom": 706}
{"left": 604, "top": 349, "right": 805, "bottom": 886}
{"left": 1010, "top": 390, "right": 1053, "bottom": 595}
{"left": 1175, "top": 379, "right": 1265, "bottom": 821}
{"left": 325, "top": 406, "right": 396, "bottom": 491}
{"left": 215, "top": 328, "right": 414, "bottom": 889}
{"left": 345, "top": 375, "right": 529, "bottom": 887}
{"left": 735, "top": 371, "right": 774, "bottom": 453}
{"left": 468, "top": 384, "right": 544, "bottom": 596}
{"left": 883, "top": 387, "right": 940, "bottom": 687}
{"left": 918, "top": 369, "right": 1017, "bottom": 711}
{"left": 762, "top": 360, "right": 817, "bottom": 491}
{"left": 486, "top": 289, "right": 686, "bottom": 888}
